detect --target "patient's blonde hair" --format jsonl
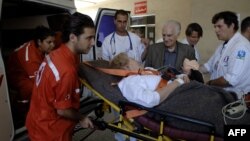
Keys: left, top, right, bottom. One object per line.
{"left": 110, "top": 53, "right": 129, "bottom": 69}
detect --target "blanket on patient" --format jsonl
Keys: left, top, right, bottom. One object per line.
{"left": 78, "top": 60, "right": 250, "bottom": 137}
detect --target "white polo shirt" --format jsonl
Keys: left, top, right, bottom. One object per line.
{"left": 204, "top": 32, "right": 250, "bottom": 98}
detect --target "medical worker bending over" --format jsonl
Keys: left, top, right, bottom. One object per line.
{"left": 26, "top": 13, "right": 95, "bottom": 141}
{"left": 7, "top": 25, "right": 55, "bottom": 128}
{"left": 110, "top": 53, "right": 189, "bottom": 108}
{"left": 200, "top": 11, "right": 250, "bottom": 99}
{"left": 7, "top": 25, "right": 55, "bottom": 102}
{"left": 102, "top": 9, "right": 146, "bottom": 62}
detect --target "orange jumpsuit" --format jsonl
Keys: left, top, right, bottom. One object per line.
{"left": 26, "top": 44, "right": 80, "bottom": 141}
{"left": 7, "top": 40, "right": 44, "bottom": 100}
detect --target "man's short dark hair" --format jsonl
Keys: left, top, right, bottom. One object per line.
{"left": 241, "top": 16, "right": 250, "bottom": 33}
{"left": 62, "top": 12, "right": 95, "bottom": 43}
{"left": 114, "top": 9, "right": 128, "bottom": 19}
{"left": 185, "top": 23, "right": 203, "bottom": 37}
{"left": 212, "top": 11, "right": 239, "bottom": 31}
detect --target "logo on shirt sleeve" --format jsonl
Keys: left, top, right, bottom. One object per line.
{"left": 236, "top": 50, "right": 246, "bottom": 60}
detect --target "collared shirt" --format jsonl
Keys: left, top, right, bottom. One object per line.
{"left": 204, "top": 32, "right": 250, "bottom": 98}
{"left": 26, "top": 44, "right": 80, "bottom": 141}
{"left": 7, "top": 40, "right": 44, "bottom": 100}
{"left": 163, "top": 47, "right": 177, "bottom": 67}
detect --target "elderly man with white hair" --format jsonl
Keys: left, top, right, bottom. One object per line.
{"left": 145, "top": 20, "right": 196, "bottom": 71}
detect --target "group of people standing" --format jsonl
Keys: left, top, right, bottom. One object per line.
{"left": 102, "top": 9, "right": 250, "bottom": 101}
{"left": 6, "top": 8, "right": 250, "bottom": 141}
{"left": 102, "top": 10, "right": 250, "bottom": 141}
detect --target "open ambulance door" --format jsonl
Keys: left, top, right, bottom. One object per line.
{"left": 0, "top": 0, "right": 75, "bottom": 140}
{"left": 0, "top": 45, "right": 14, "bottom": 141}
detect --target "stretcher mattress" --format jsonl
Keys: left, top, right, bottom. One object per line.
{"left": 78, "top": 60, "right": 250, "bottom": 137}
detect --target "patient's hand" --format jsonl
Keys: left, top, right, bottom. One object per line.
{"left": 174, "top": 74, "right": 190, "bottom": 86}
{"left": 176, "top": 74, "right": 190, "bottom": 83}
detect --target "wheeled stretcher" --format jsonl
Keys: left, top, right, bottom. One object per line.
{"left": 78, "top": 60, "right": 250, "bottom": 141}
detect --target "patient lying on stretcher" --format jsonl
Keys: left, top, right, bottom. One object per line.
{"left": 110, "top": 52, "right": 190, "bottom": 108}
{"left": 79, "top": 53, "right": 250, "bottom": 137}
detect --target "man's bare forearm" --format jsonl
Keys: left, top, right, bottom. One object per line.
{"left": 57, "top": 108, "right": 84, "bottom": 121}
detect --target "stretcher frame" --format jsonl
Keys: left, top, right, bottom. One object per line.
{"left": 79, "top": 78, "right": 221, "bottom": 141}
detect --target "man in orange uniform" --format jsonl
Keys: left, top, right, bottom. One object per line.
{"left": 8, "top": 26, "right": 55, "bottom": 101}
{"left": 26, "top": 12, "right": 95, "bottom": 141}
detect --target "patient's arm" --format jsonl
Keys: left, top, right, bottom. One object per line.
{"left": 118, "top": 75, "right": 188, "bottom": 108}
{"left": 157, "top": 79, "right": 185, "bottom": 103}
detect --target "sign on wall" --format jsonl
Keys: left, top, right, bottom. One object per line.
{"left": 134, "top": 1, "right": 147, "bottom": 15}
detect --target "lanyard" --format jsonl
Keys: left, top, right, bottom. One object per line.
{"left": 110, "top": 31, "right": 133, "bottom": 55}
